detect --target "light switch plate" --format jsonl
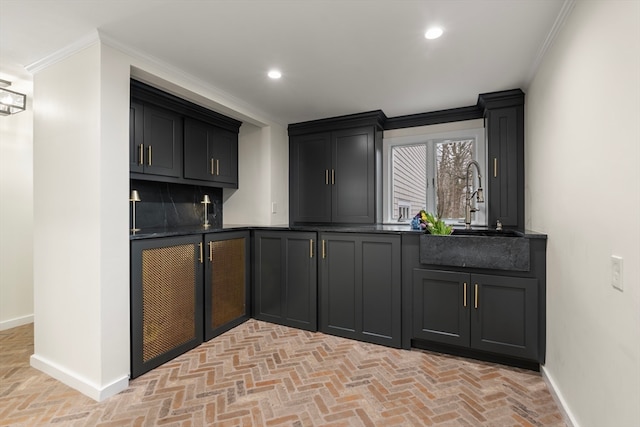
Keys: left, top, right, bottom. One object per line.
{"left": 611, "top": 255, "right": 623, "bottom": 291}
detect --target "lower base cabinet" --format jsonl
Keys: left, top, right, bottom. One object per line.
{"left": 319, "top": 233, "right": 401, "bottom": 348}
{"left": 204, "top": 231, "right": 251, "bottom": 341}
{"left": 130, "top": 235, "right": 204, "bottom": 378}
{"left": 253, "top": 230, "right": 317, "bottom": 331}
{"left": 412, "top": 269, "right": 538, "bottom": 361}
{"left": 131, "top": 231, "right": 249, "bottom": 378}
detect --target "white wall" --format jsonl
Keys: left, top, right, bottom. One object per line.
{"left": 25, "top": 34, "right": 289, "bottom": 400}
{"left": 223, "top": 123, "right": 289, "bottom": 226}
{"left": 0, "top": 66, "right": 34, "bottom": 330}
{"left": 30, "top": 42, "right": 131, "bottom": 400}
{"left": 526, "top": 1, "right": 640, "bottom": 426}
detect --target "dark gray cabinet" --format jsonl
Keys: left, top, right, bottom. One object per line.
{"left": 290, "top": 127, "right": 376, "bottom": 224}
{"left": 289, "top": 111, "right": 385, "bottom": 225}
{"left": 413, "top": 268, "right": 538, "bottom": 360}
{"left": 129, "top": 102, "right": 183, "bottom": 178}
{"left": 478, "top": 90, "right": 525, "bottom": 229}
{"left": 289, "top": 132, "right": 332, "bottom": 223}
{"left": 130, "top": 235, "right": 203, "bottom": 378}
{"left": 184, "top": 118, "right": 238, "bottom": 187}
{"left": 130, "top": 79, "right": 241, "bottom": 189}
{"left": 319, "top": 233, "right": 401, "bottom": 347}
{"left": 131, "top": 231, "right": 249, "bottom": 378}
{"left": 253, "top": 230, "right": 317, "bottom": 331}
{"left": 204, "top": 231, "right": 250, "bottom": 341}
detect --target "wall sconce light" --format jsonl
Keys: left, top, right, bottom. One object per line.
{"left": 0, "top": 79, "right": 26, "bottom": 116}
{"left": 130, "top": 190, "right": 141, "bottom": 233}
{"left": 201, "top": 194, "right": 211, "bottom": 228}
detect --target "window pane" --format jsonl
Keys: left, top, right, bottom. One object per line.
{"left": 391, "top": 144, "right": 427, "bottom": 221}
{"left": 435, "top": 139, "right": 473, "bottom": 220}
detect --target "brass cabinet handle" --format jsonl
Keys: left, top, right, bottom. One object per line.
{"left": 322, "top": 240, "right": 326, "bottom": 259}
{"left": 474, "top": 284, "right": 479, "bottom": 309}
{"left": 211, "top": 158, "right": 215, "bottom": 175}
{"left": 209, "top": 241, "right": 213, "bottom": 262}
{"left": 198, "top": 242, "right": 203, "bottom": 264}
{"left": 463, "top": 282, "right": 467, "bottom": 307}
{"left": 325, "top": 169, "right": 329, "bottom": 185}
{"left": 331, "top": 169, "right": 335, "bottom": 185}
{"left": 309, "top": 239, "right": 313, "bottom": 258}
{"left": 493, "top": 158, "right": 497, "bottom": 178}
{"left": 216, "top": 159, "right": 220, "bottom": 176}
{"left": 148, "top": 145, "right": 152, "bottom": 166}
{"left": 138, "top": 144, "right": 144, "bottom": 166}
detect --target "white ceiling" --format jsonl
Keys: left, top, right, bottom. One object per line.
{"left": 0, "top": 0, "right": 568, "bottom": 125}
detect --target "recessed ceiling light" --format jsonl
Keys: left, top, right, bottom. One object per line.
{"left": 424, "top": 27, "right": 443, "bottom": 40}
{"left": 268, "top": 70, "right": 282, "bottom": 79}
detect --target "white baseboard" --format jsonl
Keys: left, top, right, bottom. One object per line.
{"left": 30, "top": 354, "right": 129, "bottom": 402}
{"left": 0, "top": 314, "right": 34, "bottom": 331}
{"left": 541, "top": 365, "right": 580, "bottom": 427}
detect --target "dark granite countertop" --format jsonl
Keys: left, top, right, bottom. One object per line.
{"left": 130, "top": 223, "right": 546, "bottom": 240}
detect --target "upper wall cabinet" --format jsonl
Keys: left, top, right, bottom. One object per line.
{"left": 130, "top": 101, "right": 183, "bottom": 178}
{"left": 184, "top": 118, "right": 238, "bottom": 187}
{"left": 478, "top": 90, "right": 525, "bottom": 230}
{"left": 130, "top": 80, "right": 242, "bottom": 189}
{"left": 289, "top": 111, "right": 386, "bottom": 225}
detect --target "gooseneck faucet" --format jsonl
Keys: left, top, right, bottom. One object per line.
{"left": 464, "top": 160, "right": 484, "bottom": 229}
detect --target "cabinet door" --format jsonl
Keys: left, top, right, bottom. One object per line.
{"left": 470, "top": 274, "right": 538, "bottom": 360}
{"left": 320, "top": 234, "right": 357, "bottom": 337}
{"left": 209, "top": 127, "right": 238, "bottom": 186}
{"left": 412, "top": 269, "right": 470, "bottom": 347}
{"left": 253, "top": 231, "right": 317, "bottom": 331}
{"left": 204, "top": 231, "right": 250, "bottom": 341}
{"left": 184, "top": 119, "right": 238, "bottom": 187}
{"left": 289, "top": 132, "right": 332, "bottom": 223}
{"left": 130, "top": 101, "right": 144, "bottom": 173}
{"left": 319, "top": 233, "right": 401, "bottom": 347}
{"left": 331, "top": 128, "right": 375, "bottom": 223}
{"left": 487, "top": 106, "right": 523, "bottom": 228}
{"left": 143, "top": 105, "right": 183, "bottom": 177}
{"left": 184, "top": 118, "right": 212, "bottom": 181}
{"left": 360, "top": 234, "right": 401, "bottom": 347}
{"left": 130, "top": 235, "right": 203, "bottom": 379}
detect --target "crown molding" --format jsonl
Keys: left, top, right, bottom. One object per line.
{"left": 25, "top": 31, "right": 100, "bottom": 74}
{"left": 525, "top": 0, "right": 577, "bottom": 85}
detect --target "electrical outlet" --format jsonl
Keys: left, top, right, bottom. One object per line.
{"left": 271, "top": 202, "right": 277, "bottom": 214}
{"left": 611, "top": 255, "right": 623, "bottom": 291}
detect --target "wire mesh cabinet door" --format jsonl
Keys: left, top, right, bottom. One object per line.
{"left": 130, "top": 235, "right": 204, "bottom": 378}
{"left": 204, "top": 231, "right": 251, "bottom": 341}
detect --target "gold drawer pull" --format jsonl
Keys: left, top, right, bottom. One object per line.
{"left": 463, "top": 282, "right": 467, "bottom": 307}
{"left": 474, "top": 284, "right": 479, "bottom": 309}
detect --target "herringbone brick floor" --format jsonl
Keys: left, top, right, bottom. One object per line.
{"left": 1, "top": 320, "right": 566, "bottom": 426}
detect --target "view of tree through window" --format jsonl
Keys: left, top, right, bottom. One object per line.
{"left": 436, "top": 140, "right": 473, "bottom": 219}
{"left": 391, "top": 138, "right": 474, "bottom": 222}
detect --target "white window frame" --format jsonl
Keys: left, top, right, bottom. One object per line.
{"left": 382, "top": 123, "right": 486, "bottom": 225}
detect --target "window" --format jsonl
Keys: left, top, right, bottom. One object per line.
{"left": 383, "top": 124, "right": 486, "bottom": 225}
